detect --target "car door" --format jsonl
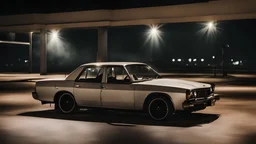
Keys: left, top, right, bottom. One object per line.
{"left": 101, "top": 66, "right": 135, "bottom": 110}
{"left": 73, "top": 66, "right": 103, "bottom": 107}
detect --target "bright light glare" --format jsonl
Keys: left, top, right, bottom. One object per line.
{"left": 50, "top": 29, "right": 59, "bottom": 40}
{"left": 212, "top": 56, "right": 215, "bottom": 59}
{"left": 47, "top": 29, "right": 75, "bottom": 60}
{"left": 197, "top": 21, "right": 218, "bottom": 42}
{"left": 208, "top": 22, "right": 214, "bottom": 29}
{"left": 172, "top": 59, "right": 175, "bottom": 62}
{"left": 52, "top": 31, "right": 58, "bottom": 39}
{"left": 151, "top": 27, "right": 158, "bottom": 36}
{"left": 207, "top": 21, "right": 216, "bottom": 32}
{"left": 201, "top": 59, "right": 204, "bottom": 62}
{"left": 233, "top": 61, "right": 239, "bottom": 65}
{"left": 188, "top": 58, "right": 192, "bottom": 62}
{"left": 178, "top": 59, "right": 181, "bottom": 62}
{"left": 145, "top": 24, "right": 163, "bottom": 47}
{"left": 193, "top": 59, "right": 197, "bottom": 62}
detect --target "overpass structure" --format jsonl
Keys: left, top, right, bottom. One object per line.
{"left": 0, "top": 0, "right": 255, "bottom": 75}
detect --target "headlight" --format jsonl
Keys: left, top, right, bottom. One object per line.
{"left": 186, "top": 90, "right": 197, "bottom": 100}
{"left": 186, "top": 90, "right": 193, "bottom": 100}
{"left": 193, "top": 91, "right": 197, "bottom": 97}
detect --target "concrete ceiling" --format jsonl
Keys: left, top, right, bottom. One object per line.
{"left": 0, "top": 0, "right": 255, "bottom": 32}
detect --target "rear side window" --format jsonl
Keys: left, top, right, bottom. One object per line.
{"left": 77, "top": 67, "right": 103, "bottom": 83}
{"left": 106, "top": 66, "right": 131, "bottom": 84}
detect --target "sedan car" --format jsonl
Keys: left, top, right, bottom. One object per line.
{"left": 32, "top": 62, "right": 219, "bottom": 120}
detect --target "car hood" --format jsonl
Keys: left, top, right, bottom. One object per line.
{"left": 134, "top": 78, "right": 211, "bottom": 90}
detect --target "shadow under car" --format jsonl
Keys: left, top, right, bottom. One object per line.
{"left": 18, "top": 109, "right": 220, "bottom": 127}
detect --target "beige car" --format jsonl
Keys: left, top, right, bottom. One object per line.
{"left": 32, "top": 62, "right": 219, "bottom": 120}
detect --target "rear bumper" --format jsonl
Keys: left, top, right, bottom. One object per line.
{"left": 32, "top": 92, "right": 39, "bottom": 100}
{"left": 32, "top": 92, "right": 52, "bottom": 104}
{"left": 182, "top": 94, "right": 220, "bottom": 111}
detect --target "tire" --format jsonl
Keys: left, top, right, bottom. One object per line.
{"left": 147, "top": 96, "right": 174, "bottom": 121}
{"left": 56, "top": 93, "right": 77, "bottom": 114}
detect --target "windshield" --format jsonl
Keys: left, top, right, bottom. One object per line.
{"left": 125, "top": 64, "right": 161, "bottom": 81}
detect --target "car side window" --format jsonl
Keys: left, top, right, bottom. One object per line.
{"left": 106, "top": 66, "right": 130, "bottom": 84}
{"left": 77, "top": 67, "right": 103, "bottom": 83}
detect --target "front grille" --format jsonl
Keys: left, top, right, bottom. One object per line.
{"left": 195, "top": 88, "right": 211, "bottom": 98}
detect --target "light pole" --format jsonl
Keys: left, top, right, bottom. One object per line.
{"left": 212, "top": 56, "right": 216, "bottom": 77}
{"left": 29, "top": 32, "right": 33, "bottom": 73}
{"left": 206, "top": 21, "right": 217, "bottom": 77}
{"left": 222, "top": 44, "right": 229, "bottom": 76}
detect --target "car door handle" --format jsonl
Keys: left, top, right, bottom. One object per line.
{"left": 75, "top": 84, "right": 80, "bottom": 88}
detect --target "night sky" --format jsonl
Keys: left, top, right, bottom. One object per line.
{"left": 0, "top": 1, "right": 255, "bottom": 73}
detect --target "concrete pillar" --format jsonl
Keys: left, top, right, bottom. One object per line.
{"left": 97, "top": 27, "right": 108, "bottom": 62}
{"left": 40, "top": 30, "right": 47, "bottom": 75}
{"left": 29, "top": 32, "right": 33, "bottom": 73}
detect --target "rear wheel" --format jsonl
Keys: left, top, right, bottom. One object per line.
{"left": 147, "top": 96, "right": 174, "bottom": 121}
{"left": 56, "top": 93, "right": 77, "bottom": 114}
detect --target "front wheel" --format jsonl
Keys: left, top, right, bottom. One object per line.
{"left": 56, "top": 93, "right": 77, "bottom": 114}
{"left": 147, "top": 96, "right": 174, "bottom": 121}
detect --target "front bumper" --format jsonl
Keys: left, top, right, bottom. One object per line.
{"left": 182, "top": 94, "right": 220, "bottom": 111}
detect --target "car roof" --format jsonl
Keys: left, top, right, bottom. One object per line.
{"left": 80, "top": 62, "right": 146, "bottom": 67}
